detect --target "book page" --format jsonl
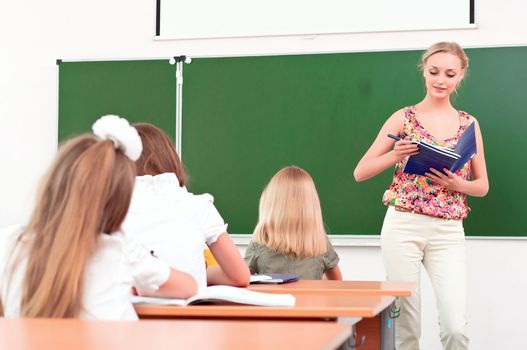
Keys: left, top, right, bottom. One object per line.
{"left": 187, "top": 285, "right": 296, "bottom": 307}
{"left": 419, "top": 142, "right": 460, "bottom": 158}
{"left": 250, "top": 273, "right": 299, "bottom": 284}
{"left": 131, "top": 286, "right": 296, "bottom": 307}
{"left": 130, "top": 295, "right": 187, "bottom": 306}
{"left": 250, "top": 275, "right": 273, "bottom": 283}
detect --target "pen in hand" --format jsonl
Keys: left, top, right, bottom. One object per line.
{"left": 387, "top": 134, "right": 401, "bottom": 141}
{"left": 387, "top": 134, "right": 420, "bottom": 161}
{"left": 387, "top": 134, "right": 418, "bottom": 144}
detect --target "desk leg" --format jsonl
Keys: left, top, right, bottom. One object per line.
{"left": 337, "top": 317, "right": 364, "bottom": 350}
{"left": 380, "top": 301, "right": 396, "bottom": 350}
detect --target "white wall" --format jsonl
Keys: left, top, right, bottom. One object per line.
{"left": 159, "top": 0, "right": 472, "bottom": 39}
{"left": 1, "top": 1, "right": 526, "bottom": 348}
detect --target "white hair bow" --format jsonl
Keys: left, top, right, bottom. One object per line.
{"left": 92, "top": 115, "right": 143, "bottom": 161}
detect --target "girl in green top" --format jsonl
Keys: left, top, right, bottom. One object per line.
{"left": 244, "top": 166, "right": 342, "bottom": 280}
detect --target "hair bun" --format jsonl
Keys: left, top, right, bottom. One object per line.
{"left": 92, "top": 115, "right": 142, "bottom": 161}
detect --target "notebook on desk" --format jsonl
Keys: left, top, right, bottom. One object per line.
{"left": 131, "top": 285, "right": 296, "bottom": 307}
{"left": 250, "top": 273, "right": 299, "bottom": 284}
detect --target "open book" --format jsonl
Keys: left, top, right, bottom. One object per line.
{"left": 131, "top": 285, "right": 296, "bottom": 307}
{"left": 389, "top": 122, "right": 477, "bottom": 176}
{"left": 250, "top": 273, "right": 299, "bottom": 284}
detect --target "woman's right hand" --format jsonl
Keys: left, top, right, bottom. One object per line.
{"left": 354, "top": 108, "right": 412, "bottom": 182}
{"left": 392, "top": 139, "right": 419, "bottom": 162}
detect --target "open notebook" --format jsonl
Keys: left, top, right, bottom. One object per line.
{"left": 389, "top": 122, "right": 477, "bottom": 176}
{"left": 131, "top": 285, "right": 296, "bottom": 307}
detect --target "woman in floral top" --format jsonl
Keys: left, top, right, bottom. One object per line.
{"left": 354, "top": 42, "right": 488, "bottom": 350}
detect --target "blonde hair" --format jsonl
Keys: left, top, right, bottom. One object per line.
{"left": 134, "top": 123, "right": 187, "bottom": 187}
{"left": 252, "top": 166, "right": 327, "bottom": 259}
{"left": 419, "top": 42, "right": 469, "bottom": 72}
{"left": 16, "top": 134, "right": 136, "bottom": 318}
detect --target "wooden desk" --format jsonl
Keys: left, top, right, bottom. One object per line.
{"left": 248, "top": 280, "right": 414, "bottom": 350}
{"left": 135, "top": 294, "right": 395, "bottom": 350}
{"left": 0, "top": 318, "right": 351, "bottom": 350}
{"left": 248, "top": 280, "right": 413, "bottom": 297}
{"left": 135, "top": 294, "right": 394, "bottom": 319}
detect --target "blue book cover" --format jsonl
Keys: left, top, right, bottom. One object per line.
{"left": 403, "top": 122, "right": 476, "bottom": 176}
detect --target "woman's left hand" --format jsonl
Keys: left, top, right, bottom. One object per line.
{"left": 425, "top": 168, "right": 463, "bottom": 192}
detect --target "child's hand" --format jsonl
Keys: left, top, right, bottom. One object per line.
{"left": 425, "top": 168, "right": 463, "bottom": 192}
{"left": 392, "top": 139, "right": 419, "bottom": 162}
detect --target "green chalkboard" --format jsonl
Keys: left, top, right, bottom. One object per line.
{"left": 59, "top": 60, "right": 176, "bottom": 140}
{"left": 58, "top": 47, "right": 527, "bottom": 237}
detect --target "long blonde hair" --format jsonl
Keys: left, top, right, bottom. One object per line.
{"left": 252, "top": 166, "right": 327, "bottom": 259}
{"left": 16, "top": 135, "right": 136, "bottom": 318}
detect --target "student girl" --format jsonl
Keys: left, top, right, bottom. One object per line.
{"left": 0, "top": 115, "right": 196, "bottom": 319}
{"left": 244, "top": 166, "right": 342, "bottom": 280}
{"left": 354, "top": 42, "right": 489, "bottom": 350}
{"left": 122, "top": 123, "right": 250, "bottom": 290}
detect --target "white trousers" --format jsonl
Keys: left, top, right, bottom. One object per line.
{"left": 380, "top": 206, "right": 469, "bottom": 350}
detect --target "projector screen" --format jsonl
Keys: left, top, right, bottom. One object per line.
{"left": 156, "top": 0, "right": 475, "bottom": 39}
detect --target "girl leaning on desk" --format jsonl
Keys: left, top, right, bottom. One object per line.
{"left": 354, "top": 42, "right": 489, "bottom": 350}
{"left": 0, "top": 116, "right": 196, "bottom": 319}
{"left": 121, "top": 122, "right": 250, "bottom": 291}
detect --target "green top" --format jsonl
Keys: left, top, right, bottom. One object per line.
{"left": 244, "top": 240, "right": 339, "bottom": 280}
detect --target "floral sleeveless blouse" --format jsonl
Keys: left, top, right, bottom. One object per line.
{"left": 382, "top": 106, "right": 474, "bottom": 220}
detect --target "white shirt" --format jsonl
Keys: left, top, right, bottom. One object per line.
{"left": 122, "top": 173, "right": 227, "bottom": 290}
{"left": 0, "top": 225, "right": 169, "bottom": 320}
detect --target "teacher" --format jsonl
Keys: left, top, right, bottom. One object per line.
{"left": 354, "top": 42, "right": 489, "bottom": 350}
